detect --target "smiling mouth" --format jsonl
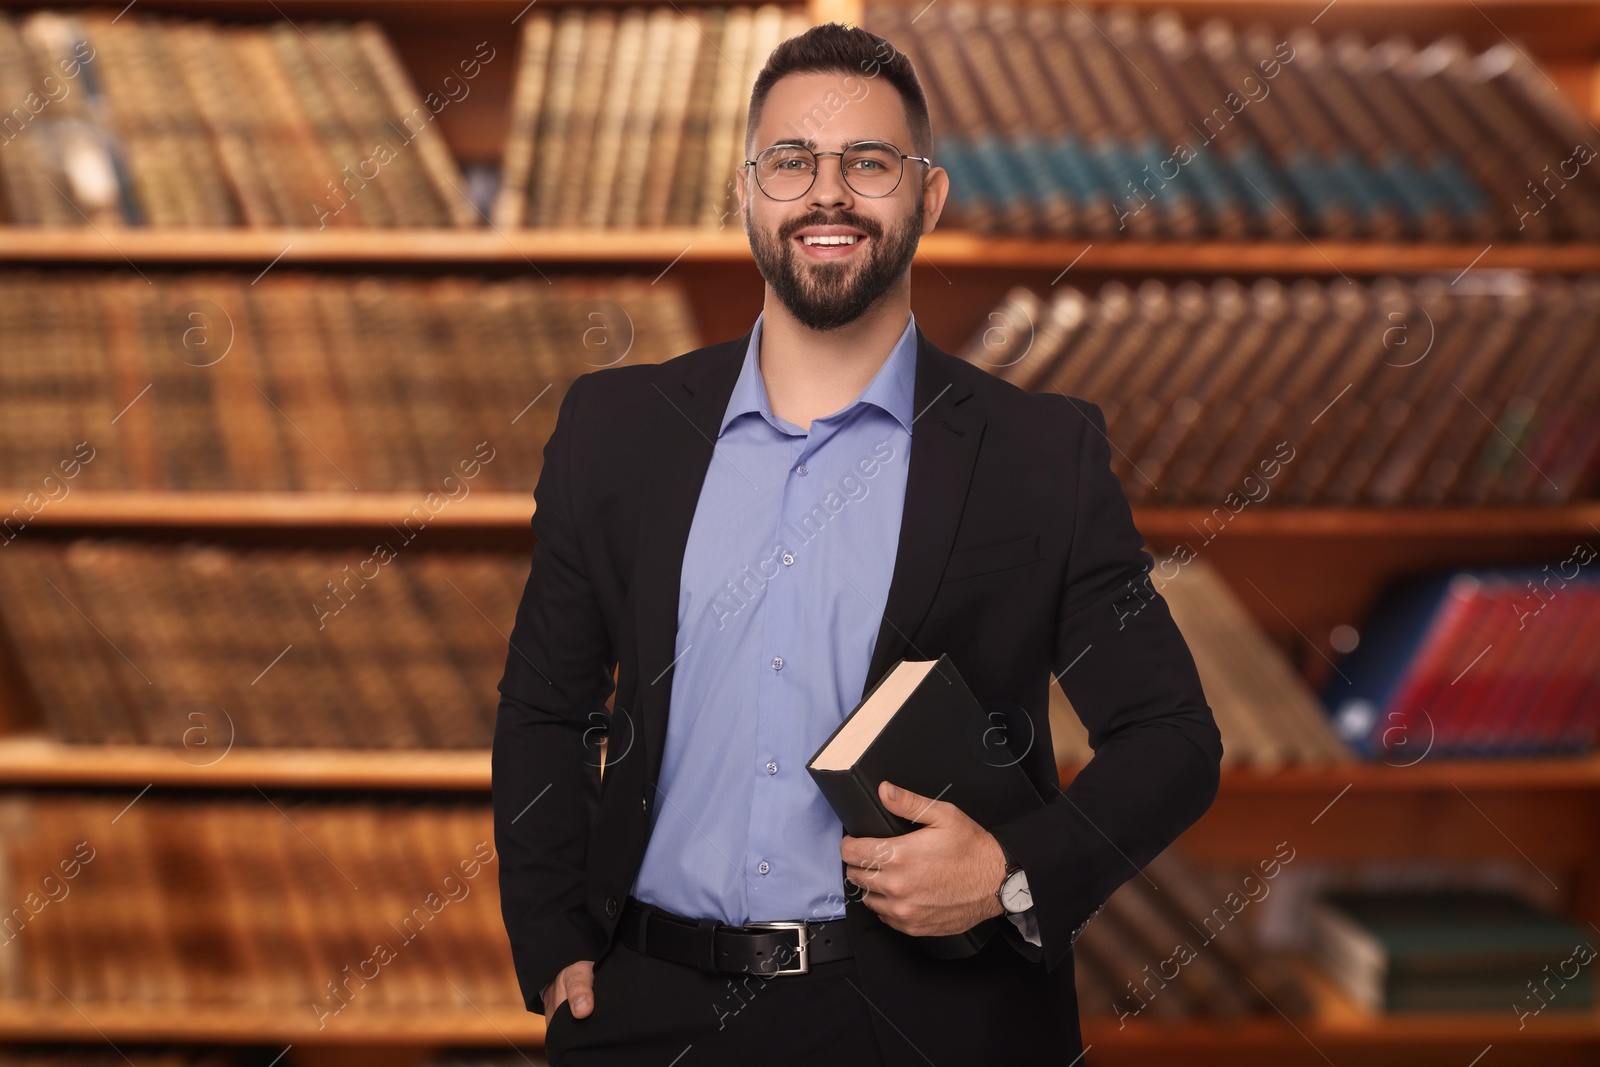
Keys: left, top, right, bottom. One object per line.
{"left": 797, "top": 233, "right": 865, "bottom": 246}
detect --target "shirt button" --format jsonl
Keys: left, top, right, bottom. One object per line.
{"left": 771, "top": 656, "right": 784, "bottom": 670}
{"left": 766, "top": 761, "right": 778, "bottom": 774}
{"left": 782, "top": 553, "right": 795, "bottom": 566}
{"left": 796, "top": 464, "right": 808, "bottom": 476}
{"left": 758, "top": 861, "right": 771, "bottom": 875}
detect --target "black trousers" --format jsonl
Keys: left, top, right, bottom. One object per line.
{"left": 543, "top": 934, "right": 890, "bottom": 1066}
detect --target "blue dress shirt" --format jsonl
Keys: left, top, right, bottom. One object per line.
{"left": 627, "top": 310, "right": 1042, "bottom": 948}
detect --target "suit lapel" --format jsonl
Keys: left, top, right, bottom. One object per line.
{"left": 859, "top": 324, "right": 984, "bottom": 697}
{"left": 632, "top": 322, "right": 985, "bottom": 782}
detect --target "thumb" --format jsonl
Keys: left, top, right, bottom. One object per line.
{"left": 565, "top": 962, "right": 596, "bottom": 1018}
{"left": 880, "top": 780, "right": 937, "bottom": 821}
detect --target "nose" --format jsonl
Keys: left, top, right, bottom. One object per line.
{"left": 807, "top": 154, "right": 855, "bottom": 210}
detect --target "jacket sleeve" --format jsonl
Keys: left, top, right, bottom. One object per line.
{"left": 493, "top": 371, "right": 616, "bottom": 1014}
{"left": 988, "top": 397, "right": 1224, "bottom": 974}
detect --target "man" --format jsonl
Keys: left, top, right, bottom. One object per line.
{"left": 493, "top": 22, "right": 1222, "bottom": 1067}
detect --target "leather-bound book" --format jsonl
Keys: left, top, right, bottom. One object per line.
{"left": 807, "top": 653, "right": 1047, "bottom": 959}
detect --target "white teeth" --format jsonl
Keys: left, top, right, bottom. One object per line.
{"left": 802, "top": 234, "right": 860, "bottom": 246}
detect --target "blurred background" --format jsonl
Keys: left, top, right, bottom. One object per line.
{"left": 0, "top": 0, "right": 1598, "bottom": 1065}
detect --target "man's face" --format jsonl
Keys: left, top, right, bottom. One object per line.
{"left": 740, "top": 72, "right": 938, "bottom": 332}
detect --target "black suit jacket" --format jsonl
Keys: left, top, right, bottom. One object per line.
{"left": 493, "top": 321, "right": 1223, "bottom": 1064}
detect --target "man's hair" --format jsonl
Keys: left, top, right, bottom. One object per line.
{"left": 745, "top": 22, "right": 933, "bottom": 163}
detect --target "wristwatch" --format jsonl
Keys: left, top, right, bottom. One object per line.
{"left": 994, "top": 839, "right": 1032, "bottom": 915}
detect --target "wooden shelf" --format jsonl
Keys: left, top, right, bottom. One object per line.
{"left": 13, "top": 493, "right": 1600, "bottom": 537}
{"left": 1132, "top": 504, "right": 1600, "bottom": 541}
{"left": 0, "top": 731, "right": 1593, "bottom": 792}
{"left": 2, "top": 227, "right": 1599, "bottom": 273}
{"left": 1082, "top": 962, "right": 1600, "bottom": 1066}
{"left": 6, "top": 491, "right": 539, "bottom": 529}
{"left": 1065, "top": 755, "right": 1600, "bottom": 793}
{"left": 0, "top": 1002, "right": 548, "bottom": 1043}
{"left": 0, "top": 734, "right": 490, "bottom": 789}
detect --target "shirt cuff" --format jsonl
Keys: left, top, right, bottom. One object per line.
{"left": 1006, "top": 906, "right": 1042, "bottom": 947}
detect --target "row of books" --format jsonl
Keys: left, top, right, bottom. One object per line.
{"left": 1075, "top": 846, "right": 1313, "bottom": 1021}
{"left": 0, "top": 794, "right": 517, "bottom": 1016}
{"left": 495, "top": 3, "right": 810, "bottom": 228}
{"left": 868, "top": 1, "right": 1597, "bottom": 241}
{"left": 1325, "top": 566, "right": 1600, "bottom": 758}
{"left": 7, "top": 1, "right": 1591, "bottom": 244}
{"left": 1309, "top": 888, "right": 1595, "bottom": 1013}
{"left": 1051, "top": 558, "right": 1352, "bottom": 770}
{"left": 0, "top": 538, "right": 1350, "bottom": 765}
{"left": 0, "top": 9, "right": 477, "bottom": 228}
{"left": 0, "top": 271, "right": 696, "bottom": 491}
{"left": 963, "top": 274, "right": 1600, "bottom": 506}
{"left": 0, "top": 541, "right": 531, "bottom": 749}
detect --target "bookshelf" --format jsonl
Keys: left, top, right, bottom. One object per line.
{"left": 1, "top": 0, "right": 1598, "bottom": 1064}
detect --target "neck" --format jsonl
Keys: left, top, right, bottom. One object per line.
{"left": 757, "top": 287, "right": 911, "bottom": 431}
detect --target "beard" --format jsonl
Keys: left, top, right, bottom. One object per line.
{"left": 746, "top": 197, "right": 923, "bottom": 332}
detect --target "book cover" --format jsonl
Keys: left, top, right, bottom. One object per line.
{"left": 807, "top": 652, "right": 1047, "bottom": 959}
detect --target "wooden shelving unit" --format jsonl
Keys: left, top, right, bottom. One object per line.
{"left": 2, "top": 0, "right": 1599, "bottom": 1063}
{"left": 7, "top": 227, "right": 1600, "bottom": 273}
{"left": 13, "top": 492, "right": 1600, "bottom": 535}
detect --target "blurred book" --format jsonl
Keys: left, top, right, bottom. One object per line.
{"left": 1308, "top": 888, "right": 1596, "bottom": 1013}
{"left": 1052, "top": 558, "right": 1352, "bottom": 770}
{"left": 495, "top": 3, "right": 810, "bottom": 228}
{"left": 1074, "top": 847, "right": 1314, "bottom": 1022}
{"left": 864, "top": 0, "right": 1595, "bottom": 242}
{"left": 0, "top": 9, "right": 477, "bottom": 227}
{"left": 1322, "top": 566, "right": 1600, "bottom": 758}
{"left": 0, "top": 270, "right": 697, "bottom": 491}
{"left": 0, "top": 540, "right": 538, "bottom": 749}
{"left": 0, "top": 794, "right": 512, "bottom": 1018}
{"left": 961, "top": 274, "right": 1600, "bottom": 506}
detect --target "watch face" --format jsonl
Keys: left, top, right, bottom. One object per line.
{"left": 1000, "top": 870, "right": 1032, "bottom": 913}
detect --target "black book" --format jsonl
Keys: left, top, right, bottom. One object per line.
{"left": 806, "top": 652, "right": 1048, "bottom": 958}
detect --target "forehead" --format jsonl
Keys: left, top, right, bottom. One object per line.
{"left": 752, "top": 70, "right": 913, "bottom": 151}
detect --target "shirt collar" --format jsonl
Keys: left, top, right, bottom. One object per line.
{"left": 719, "top": 311, "right": 919, "bottom": 437}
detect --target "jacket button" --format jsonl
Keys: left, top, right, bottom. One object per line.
{"left": 605, "top": 897, "right": 619, "bottom": 918}
{"left": 642, "top": 795, "right": 649, "bottom": 812}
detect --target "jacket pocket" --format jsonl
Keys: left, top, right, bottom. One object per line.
{"left": 545, "top": 997, "right": 573, "bottom": 1053}
{"left": 940, "top": 531, "right": 1042, "bottom": 583}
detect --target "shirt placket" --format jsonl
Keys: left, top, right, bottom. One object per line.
{"left": 746, "top": 418, "right": 828, "bottom": 920}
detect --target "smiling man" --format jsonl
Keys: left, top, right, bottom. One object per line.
{"left": 493, "top": 21, "right": 1223, "bottom": 1067}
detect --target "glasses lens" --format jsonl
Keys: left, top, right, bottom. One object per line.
{"left": 752, "top": 143, "right": 906, "bottom": 199}
{"left": 755, "top": 146, "right": 816, "bottom": 200}
{"left": 841, "top": 143, "right": 903, "bottom": 196}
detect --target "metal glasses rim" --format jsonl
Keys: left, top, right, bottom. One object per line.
{"left": 742, "top": 141, "right": 932, "bottom": 200}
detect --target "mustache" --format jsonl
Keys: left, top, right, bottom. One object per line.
{"left": 780, "top": 214, "right": 881, "bottom": 240}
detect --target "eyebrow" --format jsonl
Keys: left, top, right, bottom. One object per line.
{"left": 767, "top": 137, "right": 892, "bottom": 151}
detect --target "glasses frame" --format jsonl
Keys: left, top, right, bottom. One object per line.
{"left": 742, "top": 140, "right": 932, "bottom": 201}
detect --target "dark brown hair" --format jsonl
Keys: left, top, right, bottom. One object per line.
{"left": 745, "top": 22, "right": 933, "bottom": 162}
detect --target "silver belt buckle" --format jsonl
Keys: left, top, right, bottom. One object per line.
{"left": 744, "top": 920, "right": 809, "bottom": 975}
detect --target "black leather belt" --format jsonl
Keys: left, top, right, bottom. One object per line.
{"left": 618, "top": 895, "right": 852, "bottom": 976}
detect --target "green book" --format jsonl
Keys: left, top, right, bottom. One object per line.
{"left": 1308, "top": 889, "right": 1595, "bottom": 1013}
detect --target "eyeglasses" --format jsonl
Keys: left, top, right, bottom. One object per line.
{"left": 743, "top": 140, "right": 931, "bottom": 201}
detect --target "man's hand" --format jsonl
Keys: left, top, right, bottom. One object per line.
{"left": 543, "top": 959, "right": 596, "bottom": 1020}
{"left": 840, "top": 780, "right": 1008, "bottom": 937}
